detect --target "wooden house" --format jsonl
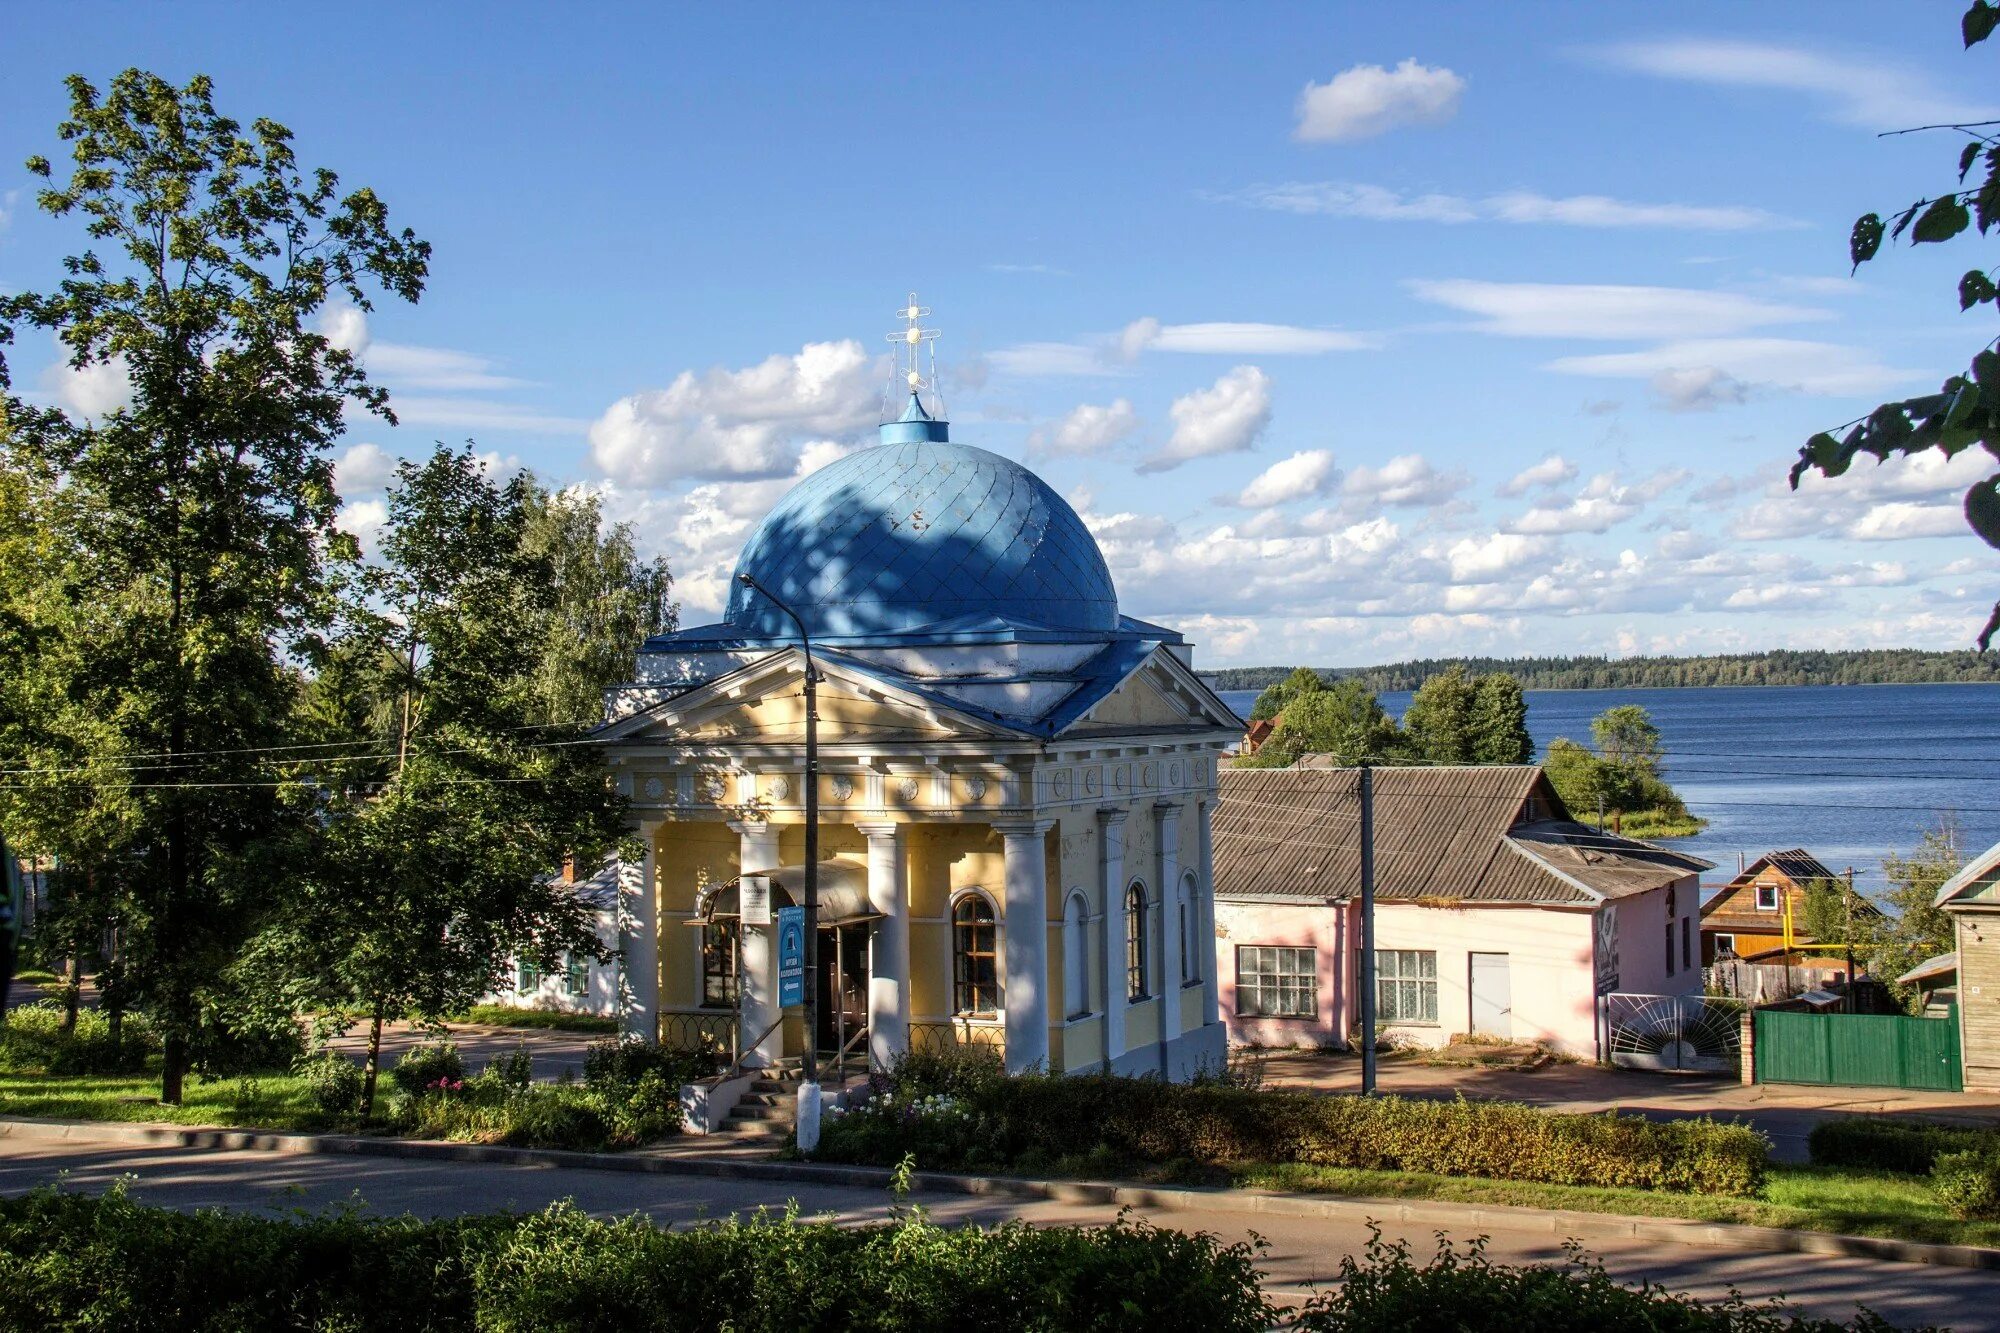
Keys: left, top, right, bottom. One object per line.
{"left": 1936, "top": 838, "right": 2000, "bottom": 1091}
{"left": 1699, "top": 849, "right": 1870, "bottom": 968}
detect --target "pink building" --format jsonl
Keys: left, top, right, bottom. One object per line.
{"left": 1213, "top": 765, "right": 1710, "bottom": 1059}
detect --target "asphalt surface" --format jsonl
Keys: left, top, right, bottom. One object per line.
{"left": 1, "top": 1132, "right": 1993, "bottom": 1330}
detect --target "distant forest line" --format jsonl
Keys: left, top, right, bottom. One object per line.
{"left": 1202, "top": 650, "right": 2000, "bottom": 693}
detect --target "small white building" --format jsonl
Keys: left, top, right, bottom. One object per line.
{"left": 488, "top": 863, "right": 620, "bottom": 1017}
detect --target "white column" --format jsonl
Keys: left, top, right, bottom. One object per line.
{"left": 1097, "top": 807, "right": 1128, "bottom": 1070}
{"left": 857, "top": 823, "right": 908, "bottom": 1070}
{"left": 998, "top": 820, "right": 1056, "bottom": 1074}
{"left": 618, "top": 821, "right": 661, "bottom": 1041}
{"left": 731, "top": 819, "right": 783, "bottom": 1067}
{"left": 1198, "top": 797, "right": 1221, "bottom": 1029}
{"left": 1156, "top": 801, "right": 1183, "bottom": 1046}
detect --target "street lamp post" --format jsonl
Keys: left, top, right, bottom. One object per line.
{"left": 737, "top": 573, "right": 820, "bottom": 1086}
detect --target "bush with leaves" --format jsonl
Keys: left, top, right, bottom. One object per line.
{"left": 1292, "top": 1231, "right": 1911, "bottom": 1332}
{"left": 389, "top": 1040, "right": 465, "bottom": 1099}
{"left": 829, "top": 1066, "right": 1767, "bottom": 1197}
{"left": 582, "top": 1034, "right": 719, "bottom": 1090}
{"left": 0, "top": 1186, "right": 1275, "bottom": 1332}
{"left": 297, "top": 1051, "right": 365, "bottom": 1122}
{"left": 0, "top": 1000, "right": 155, "bottom": 1075}
{"left": 1932, "top": 1149, "right": 2000, "bottom": 1220}
{"left": 1809, "top": 1117, "right": 1999, "bottom": 1176}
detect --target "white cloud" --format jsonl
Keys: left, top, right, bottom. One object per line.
{"left": 334, "top": 442, "right": 399, "bottom": 494}
{"left": 1234, "top": 449, "right": 1341, "bottom": 507}
{"left": 1295, "top": 59, "right": 1465, "bottom": 142}
{"left": 1592, "top": 38, "right": 2000, "bottom": 130}
{"left": 1341, "top": 453, "right": 1469, "bottom": 507}
{"left": 1139, "top": 366, "right": 1273, "bottom": 473}
{"left": 1651, "top": 365, "right": 1753, "bottom": 411}
{"left": 1122, "top": 319, "right": 1376, "bottom": 356}
{"left": 387, "top": 397, "right": 591, "bottom": 435}
{"left": 1499, "top": 453, "right": 1578, "bottom": 496}
{"left": 1408, "top": 280, "right": 1825, "bottom": 340}
{"left": 1548, "top": 338, "right": 1917, "bottom": 399}
{"left": 1224, "top": 183, "right": 1796, "bottom": 231}
{"left": 590, "top": 340, "right": 880, "bottom": 486}
{"left": 365, "top": 342, "right": 525, "bottom": 391}
{"left": 1507, "top": 489, "right": 1642, "bottom": 535}
{"left": 1445, "top": 531, "right": 1552, "bottom": 583}
{"left": 1847, "top": 501, "right": 1968, "bottom": 541}
{"left": 40, "top": 348, "right": 133, "bottom": 420}
{"left": 989, "top": 341, "right": 1117, "bottom": 377}
{"left": 338, "top": 498, "right": 388, "bottom": 558}
{"left": 1029, "top": 399, "right": 1139, "bottom": 458}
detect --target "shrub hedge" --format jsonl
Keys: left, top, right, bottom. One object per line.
{"left": 0, "top": 1001, "right": 155, "bottom": 1074}
{"left": 0, "top": 1188, "right": 1275, "bottom": 1332}
{"left": 1932, "top": 1150, "right": 2000, "bottom": 1221}
{"left": 0, "top": 1190, "right": 1914, "bottom": 1332}
{"left": 822, "top": 1061, "right": 1768, "bottom": 1198}
{"left": 1808, "top": 1117, "right": 2000, "bottom": 1176}
{"left": 1292, "top": 1232, "right": 1910, "bottom": 1332}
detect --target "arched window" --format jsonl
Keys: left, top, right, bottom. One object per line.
{"left": 1064, "top": 892, "right": 1090, "bottom": 1019}
{"left": 1179, "top": 871, "right": 1201, "bottom": 984}
{"left": 1126, "top": 881, "right": 1150, "bottom": 1002}
{"left": 700, "top": 920, "right": 739, "bottom": 1009}
{"left": 952, "top": 894, "right": 1001, "bottom": 1016}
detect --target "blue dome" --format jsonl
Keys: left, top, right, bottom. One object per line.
{"left": 725, "top": 434, "right": 1119, "bottom": 639}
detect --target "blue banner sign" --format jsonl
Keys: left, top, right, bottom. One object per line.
{"left": 777, "top": 906, "right": 806, "bottom": 1008}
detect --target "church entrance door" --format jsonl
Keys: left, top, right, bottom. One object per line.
{"left": 815, "top": 924, "right": 869, "bottom": 1065}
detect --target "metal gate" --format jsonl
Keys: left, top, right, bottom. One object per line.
{"left": 1603, "top": 993, "right": 1745, "bottom": 1073}
{"left": 1753, "top": 1009, "right": 1961, "bottom": 1092}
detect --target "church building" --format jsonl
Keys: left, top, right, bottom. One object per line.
{"left": 596, "top": 299, "right": 1238, "bottom": 1080}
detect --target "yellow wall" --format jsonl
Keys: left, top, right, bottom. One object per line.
{"left": 654, "top": 821, "right": 738, "bottom": 1011}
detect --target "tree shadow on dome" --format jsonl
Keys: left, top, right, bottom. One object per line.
{"left": 722, "top": 466, "right": 1119, "bottom": 639}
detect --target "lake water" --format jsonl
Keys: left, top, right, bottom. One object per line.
{"left": 1216, "top": 683, "right": 2000, "bottom": 892}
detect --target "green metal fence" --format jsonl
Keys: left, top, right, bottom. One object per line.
{"left": 1753, "top": 1008, "right": 1961, "bottom": 1092}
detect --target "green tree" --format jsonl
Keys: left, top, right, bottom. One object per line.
{"left": 1541, "top": 738, "right": 1608, "bottom": 820}
{"left": 519, "top": 482, "right": 676, "bottom": 727}
{"left": 249, "top": 448, "right": 631, "bottom": 1116}
{"left": 1794, "top": 2, "right": 2000, "bottom": 647}
{"left": 1238, "top": 680, "right": 1402, "bottom": 768}
{"left": 1858, "top": 822, "right": 1964, "bottom": 1013}
{"left": 1403, "top": 666, "right": 1476, "bottom": 763}
{"left": 0, "top": 72, "right": 428, "bottom": 1101}
{"left": 1591, "top": 705, "right": 1664, "bottom": 773}
{"left": 1468, "top": 672, "right": 1532, "bottom": 764}
{"left": 1248, "top": 666, "right": 1324, "bottom": 721}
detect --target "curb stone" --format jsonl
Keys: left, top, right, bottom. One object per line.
{"left": 1, "top": 1115, "right": 1994, "bottom": 1272}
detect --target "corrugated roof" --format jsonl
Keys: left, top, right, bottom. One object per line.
{"left": 1214, "top": 765, "right": 1711, "bottom": 908}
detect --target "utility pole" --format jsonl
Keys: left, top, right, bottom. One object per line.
{"left": 1359, "top": 762, "right": 1377, "bottom": 1096}
{"left": 1844, "top": 867, "right": 1858, "bottom": 1015}
{"left": 739, "top": 573, "right": 820, "bottom": 1087}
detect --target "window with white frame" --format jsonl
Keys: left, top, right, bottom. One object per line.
{"left": 953, "top": 894, "right": 1001, "bottom": 1017}
{"left": 1755, "top": 884, "right": 1779, "bottom": 911}
{"left": 1235, "top": 946, "right": 1316, "bottom": 1018}
{"left": 1375, "top": 949, "right": 1438, "bottom": 1024}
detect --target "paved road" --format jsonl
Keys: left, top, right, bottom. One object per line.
{"left": 0, "top": 1133, "right": 1990, "bottom": 1330}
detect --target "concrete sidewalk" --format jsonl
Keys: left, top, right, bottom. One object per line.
{"left": 1256, "top": 1051, "right": 2000, "bottom": 1162}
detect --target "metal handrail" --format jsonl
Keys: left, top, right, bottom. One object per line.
{"left": 832, "top": 1023, "right": 869, "bottom": 1083}
{"left": 726, "top": 1016, "right": 786, "bottom": 1081}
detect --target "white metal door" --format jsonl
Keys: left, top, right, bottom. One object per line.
{"left": 1469, "top": 951, "right": 1512, "bottom": 1040}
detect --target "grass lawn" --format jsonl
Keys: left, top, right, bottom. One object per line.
{"left": 0, "top": 1070, "right": 336, "bottom": 1133}
{"left": 452, "top": 1005, "right": 616, "bottom": 1034}
{"left": 1237, "top": 1161, "right": 2000, "bottom": 1250}
{"left": 9, "top": 970, "right": 61, "bottom": 987}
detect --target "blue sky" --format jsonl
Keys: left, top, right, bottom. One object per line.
{"left": 6, "top": 1, "right": 1998, "bottom": 667}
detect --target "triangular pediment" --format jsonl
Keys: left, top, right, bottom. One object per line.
{"left": 597, "top": 648, "right": 1020, "bottom": 746}
{"left": 1059, "top": 646, "right": 1242, "bottom": 736}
